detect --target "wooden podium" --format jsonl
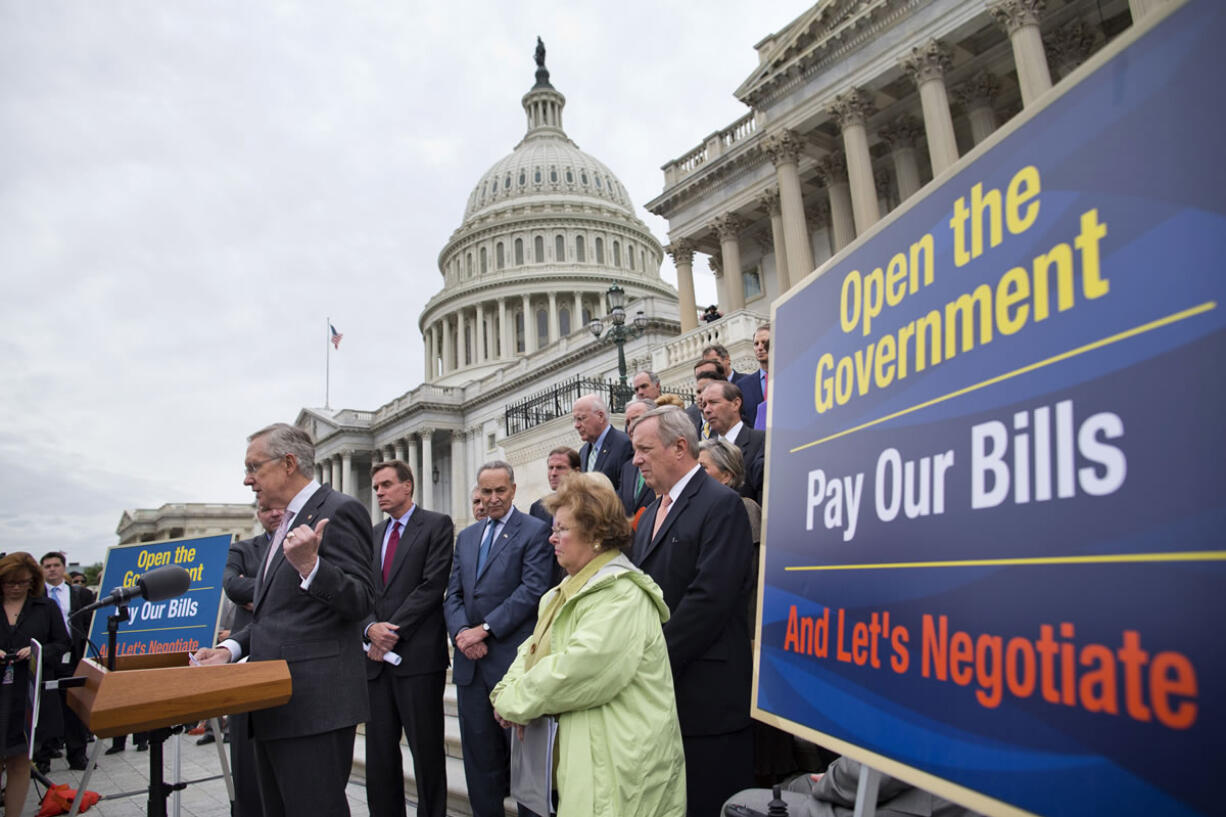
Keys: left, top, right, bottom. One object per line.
{"left": 64, "top": 652, "right": 291, "bottom": 817}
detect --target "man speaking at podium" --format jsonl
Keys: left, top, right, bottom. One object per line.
{"left": 195, "top": 422, "right": 375, "bottom": 817}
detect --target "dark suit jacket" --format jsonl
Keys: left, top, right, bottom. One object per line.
{"left": 632, "top": 468, "right": 753, "bottom": 737}
{"left": 528, "top": 499, "right": 564, "bottom": 587}
{"left": 52, "top": 583, "right": 91, "bottom": 665}
{"left": 617, "top": 459, "right": 654, "bottom": 517}
{"left": 734, "top": 369, "right": 765, "bottom": 428}
{"left": 443, "top": 507, "right": 552, "bottom": 688}
{"left": 579, "top": 426, "right": 634, "bottom": 491}
{"left": 365, "top": 507, "right": 454, "bottom": 678}
{"left": 224, "top": 532, "right": 271, "bottom": 633}
{"left": 685, "top": 403, "right": 703, "bottom": 435}
{"left": 229, "top": 484, "right": 375, "bottom": 741}
{"left": 733, "top": 424, "right": 766, "bottom": 504}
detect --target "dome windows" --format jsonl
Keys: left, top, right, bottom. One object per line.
{"left": 565, "top": 169, "right": 574, "bottom": 184}
{"left": 595, "top": 237, "right": 605, "bottom": 264}
{"left": 613, "top": 240, "right": 621, "bottom": 267}
{"left": 549, "top": 167, "right": 558, "bottom": 183}
{"left": 518, "top": 171, "right": 526, "bottom": 187}
{"left": 515, "top": 238, "right": 524, "bottom": 265}
{"left": 496, "top": 242, "right": 506, "bottom": 270}
{"left": 580, "top": 171, "right": 588, "bottom": 185}
{"left": 505, "top": 173, "right": 512, "bottom": 190}
{"left": 555, "top": 234, "right": 565, "bottom": 262}
{"left": 534, "top": 235, "right": 544, "bottom": 263}
{"left": 595, "top": 175, "right": 602, "bottom": 190}
{"left": 628, "top": 242, "right": 635, "bottom": 270}
{"left": 480, "top": 246, "right": 488, "bottom": 274}
{"left": 534, "top": 167, "right": 542, "bottom": 184}
{"left": 576, "top": 235, "right": 586, "bottom": 262}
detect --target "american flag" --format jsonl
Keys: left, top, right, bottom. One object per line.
{"left": 330, "top": 324, "right": 343, "bottom": 349}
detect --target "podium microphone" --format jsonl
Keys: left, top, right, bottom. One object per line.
{"left": 72, "top": 565, "right": 192, "bottom": 618}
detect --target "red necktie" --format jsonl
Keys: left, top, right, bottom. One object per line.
{"left": 382, "top": 521, "right": 401, "bottom": 583}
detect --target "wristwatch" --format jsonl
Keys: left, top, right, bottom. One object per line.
{"left": 481, "top": 622, "right": 491, "bottom": 633}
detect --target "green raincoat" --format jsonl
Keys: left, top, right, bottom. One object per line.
{"left": 491, "top": 552, "right": 686, "bottom": 817}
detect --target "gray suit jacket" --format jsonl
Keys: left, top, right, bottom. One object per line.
{"left": 223, "top": 531, "right": 270, "bottom": 633}
{"left": 443, "top": 507, "right": 552, "bottom": 688}
{"left": 229, "top": 484, "right": 375, "bottom": 740}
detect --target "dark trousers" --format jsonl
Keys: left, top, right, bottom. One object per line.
{"left": 456, "top": 679, "right": 512, "bottom": 817}
{"left": 684, "top": 727, "right": 754, "bottom": 817}
{"left": 253, "top": 726, "right": 356, "bottom": 817}
{"left": 365, "top": 670, "right": 447, "bottom": 817}
{"left": 228, "top": 713, "right": 260, "bottom": 817}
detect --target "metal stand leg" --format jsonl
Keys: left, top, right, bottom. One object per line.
{"left": 67, "top": 738, "right": 106, "bottom": 817}
{"left": 209, "top": 717, "right": 234, "bottom": 803}
{"left": 853, "top": 765, "right": 882, "bottom": 817}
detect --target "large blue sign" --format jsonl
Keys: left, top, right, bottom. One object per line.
{"left": 87, "top": 534, "right": 233, "bottom": 660}
{"left": 756, "top": 3, "right": 1224, "bottom": 816}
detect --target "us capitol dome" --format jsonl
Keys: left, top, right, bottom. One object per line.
{"left": 420, "top": 40, "right": 679, "bottom": 386}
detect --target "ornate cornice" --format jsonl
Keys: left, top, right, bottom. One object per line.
{"left": 988, "top": 0, "right": 1045, "bottom": 35}
{"left": 756, "top": 188, "right": 782, "bottom": 216}
{"left": 815, "top": 151, "right": 849, "bottom": 185}
{"left": 900, "top": 39, "right": 952, "bottom": 85}
{"left": 667, "top": 240, "right": 696, "bottom": 267}
{"left": 828, "top": 88, "right": 876, "bottom": 130}
{"left": 762, "top": 128, "right": 806, "bottom": 168}
{"left": 712, "top": 213, "right": 748, "bottom": 242}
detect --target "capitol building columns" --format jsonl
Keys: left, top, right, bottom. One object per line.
{"left": 668, "top": 242, "right": 698, "bottom": 331}
{"left": 990, "top": 0, "right": 1053, "bottom": 108}
{"left": 764, "top": 129, "right": 815, "bottom": 289}
{"left": 713, "top": 214, "right": 747, "bottom": 312}
{"left": 956, "top": 72, "right": 1002, "bottom": 147}
{"left": 829, "top": 89, "right": 880, "bottom": 237}
{"left": 901, "top": 41, "right": 960, "bottom": 177}
{"left": 817, "top": 152, "right": 856, "bottom": 254}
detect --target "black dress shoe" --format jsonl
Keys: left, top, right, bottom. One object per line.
{"left": 104, "top": 744, "right": 125, "bottom": 755}
{"left": 35, "top": 760, "right": 50, "bottom": 774}
{"left": 135, "top": 743, "right": 148, "bottom": 752}
{"left": 69, "top": 760, "right": 89, "bottom": 771}
{"left": 196, "top": 733, "right": 216, "bottom": 745}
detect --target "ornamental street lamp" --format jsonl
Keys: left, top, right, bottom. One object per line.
{"left": 588, "top": 284, "right": 647, "bottom": 403}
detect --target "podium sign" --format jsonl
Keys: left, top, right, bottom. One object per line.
{"left": 754, "top": 3, "right": 1225, "bottom": 816}
{"left": 89, "top": 534, "right": 233, "bottom": 660}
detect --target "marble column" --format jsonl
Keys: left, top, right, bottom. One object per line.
{"left": 989, "top": 0, "right": 1052, "bottom": 108}
{"left": 763, "top": 129, "right": 815, "bottom": 286}
{"left": 901, "top": 40, "right": 959, "bottom": 176}
{"left": 475, "top": 303, "right": 486, "bottom": 364}
{"left": 498, "top": 299, "right": 510, "bottom": 359}
{"left": 329, "top": 456, "right": 341, "bottom": 491}
{"left": 1046, "top": 21, "right": 1096, "bottom": 81}
{"left": 441, "top": 316, "right": 453, "bottom": 375}
{"left": 954, "top": 72, "right": 1001, "bottom": 146}
{"left": 668, "top": 242, "right": 698, "bottom": 332}
{"left": 713, "top": 214, "right": 746, "bottom": 312}
{"left": 456, "top": 308, "right": 468, "bottom": 369}
{"left": 547, "top": 292, "right": 559, "bottom": 344}
{"left": 314, "top": 464, "right": 323, "bottom": 484}
{"left": 368, "top": 451, "right": 381, "bottom": 518}
{"left": 419, "top": 430, "right": 434, "bottom": 511}
{"left": 829, "top": 89, "right": 880, "bottom": 235}
{"left": 877, "top": 116, "right": 924, "bottom": 201}
{"left": 406, "top": 437, "right": 419, "bottom": 489}
{"left": 423, "top": 326, "right": 432, "bottom": 382}
{"left": 393, "top": 439, "right": 406, "bottom": 462}
{"left": 708, "top": 256, "right": 726, "bottom": 313}
{"left": 817, "top": 152, "right": 856, "bottom": 252}
{"left": 521, "top": 294, "right": 535, "bottom": 354}
{"left": 450, "top": 430, "right": 468, "bottom": 523}
{"left": 758, "top": 188, "right": 791, "bottom": 292}
{"left": 573, "top": 292, "right": 583, "bottom": 334}
{"left": 340, "top": 450, "right": 353, "bottom": 497}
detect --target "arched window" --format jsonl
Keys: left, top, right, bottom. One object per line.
{"left": 534, "top": 167, "right": 542, "bottom": 184}
{"left": 515, "top": 238, "right": 524, "bottom": 265}
{"left": 550, "top": 167, "right": 558, "bottom": 183}
{"left": 516, "top": 311, "right": 525, "bottom": 352}
{"left": 518, "top": 170, "right": 526, "bottom": 186}
{"left": 466, "top": 253, "right": 473, "bottom": 277}
{"left": 536, "top": 309, "right": 548, "bottom": 344}
{"left": 595, "top": 175, "right": 602, "bottom": 189}
{"left": 565, "top": 168, "right": 574, "bottom": 183}
{"left": 582, "top": 306, "right": 592, "bottom": 325}
{"left": 628, "top": 242, "right": 635, "bottom": 270}
{"left": 613, "top": 241, "right": 621, "bottom": 267}
{"left": 496, "top": 242, "right": 505, "bottom": 269}
{"left": 504, "top": 173, "right": 511, "bottom": 189}
{"left": 480, "top": 246, "right": 487, "bottom": 274}
{"left": 580, "top": 171, "right": 589, "bottom": 185}
{"left": 534, "top": 235, "right": 545, "bottom": 262}
{"left": 559, "top": 307, "right": 571, "bottom": 336}
{"left": 641, "top": 250, "right": 647, "bottom": 271}
{"left": 575, "top": 235, "right": 586, "bottom": 262}
{"left": 464, "top": 325, "right": 472, "bottom": 365}
{"left": 555, "top": 234, "right": 565, "bottom": 261}
{"left": 595, "top": 237, "right": 605, "bottom": 264}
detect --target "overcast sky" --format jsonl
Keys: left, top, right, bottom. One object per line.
{"left": 0, "top": 1, "right": 801, "bottom": 566}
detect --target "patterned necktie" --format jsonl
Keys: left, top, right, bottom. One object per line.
{"left": 382, "top": 521, "right": 401, "bottom": 583}
{"left": 586, "top": 444, "right": 599, "bottom": 472}
{"left": 651, "top": 493, "right": 673, "bottom": 540}
{"left": 701, "top": 420, "right": 711, "bottom": 440}
{"left": 476, "top": 519, "right": 497, "bottom": 575}
{"left": 634, "top": 470, "right": 645, "bottom": 499}
{"left": 262, "top": 511, "right": 294, "bottom": 585}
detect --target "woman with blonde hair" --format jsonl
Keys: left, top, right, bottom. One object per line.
{"left": 0, "top": 552, "right": 71, "bottom": 813}
{"left": 492, "top": 472, "right": 685, "bottom": 816}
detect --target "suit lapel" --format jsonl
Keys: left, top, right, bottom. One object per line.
{"left": 639, "top": 469, "right": 704, "bottom": 564}
{"left": 477, "top": 511, "right": 520, "bottom": 582}
{"left": 384, "top": 512, "right": 423, "bottom": 588}
{"left": 256, "top": 486, "right": 326, "bottom": 610}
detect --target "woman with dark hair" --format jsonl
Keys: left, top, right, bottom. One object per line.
{"left": 492, "top": 472, "right": 685, "bottom": 816}
{"left": 0, "top": 551, "right": 71, "bottom": 812}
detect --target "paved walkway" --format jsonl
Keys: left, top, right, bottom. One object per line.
{"left": 14, "top": 731, "right": 383, "bottom": 817}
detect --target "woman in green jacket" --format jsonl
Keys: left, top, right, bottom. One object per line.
{"left": 492, "top": 472, "right": 685, "bottom": 817}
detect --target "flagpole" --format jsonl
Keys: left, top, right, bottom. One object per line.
{"left": 325, "top": 316, "right": 331, "bottom": 409}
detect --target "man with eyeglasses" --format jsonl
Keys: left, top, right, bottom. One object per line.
{"left": 193, "top": 422, "right": 374, "bottom": 817}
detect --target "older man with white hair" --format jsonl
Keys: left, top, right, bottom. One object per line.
{"left": 572, "top": 393, "right": 634, "bottom": 492}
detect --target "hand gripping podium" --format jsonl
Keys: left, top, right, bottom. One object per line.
{"left": 65, "top": 653, "right": 291, "bottom": 817}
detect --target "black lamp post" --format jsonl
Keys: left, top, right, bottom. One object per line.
{"left": 588, "top": 284, "right": 647, "bottom": 402}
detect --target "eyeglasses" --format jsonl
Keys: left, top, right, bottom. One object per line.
{"left": 244, "top": 456, "right": 283, "bottom": 476}
{"left": 2, "top": 580, "right": 31, "bottom": 588}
